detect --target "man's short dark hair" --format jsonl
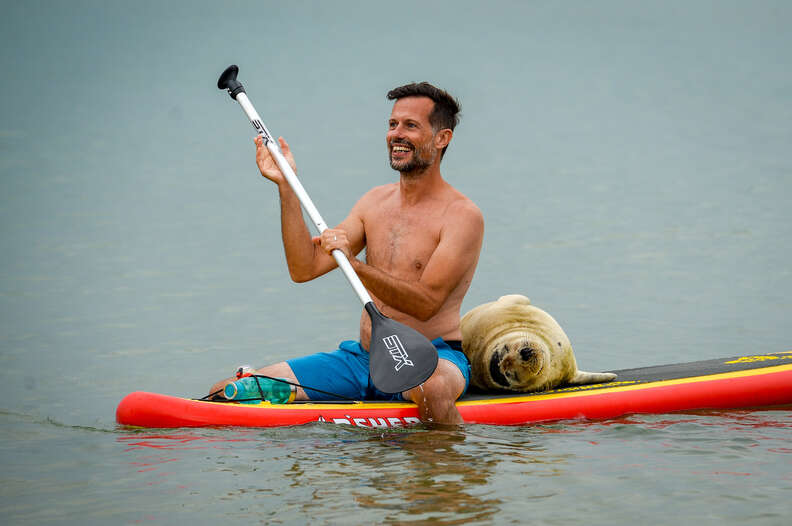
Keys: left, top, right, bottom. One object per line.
{"left": 387, "top": 82, "right": 461, "bottom": 157}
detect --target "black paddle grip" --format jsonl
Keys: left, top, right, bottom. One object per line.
{"left": 217, "top": 65, "right": 246, "bottom": 100}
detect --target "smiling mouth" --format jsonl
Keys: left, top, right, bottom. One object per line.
{"left": 390, "top": 142, "right": 413, "bottom": 155}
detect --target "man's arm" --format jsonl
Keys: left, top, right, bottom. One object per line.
{"left": 351, "top": 200, "right": 484, "bottom": 321}
{"left": 255, "top": 135, "right": 365, "bottom": 283}
{"left": 282, "top": 189, "right": 366, "bottom": 283}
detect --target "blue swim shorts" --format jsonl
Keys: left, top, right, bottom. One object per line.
{"left": 287, "top": 338, "right": 471, "bottom": 401}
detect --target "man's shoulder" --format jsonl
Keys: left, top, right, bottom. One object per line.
{"left": 364, "top": 182, "right": 399, "bottom": 197}
{"left": 445, "top": 189, "right": 484, "bottom": 223}
{"left": 356, "top": 183, "right": 398, "bottom": 207}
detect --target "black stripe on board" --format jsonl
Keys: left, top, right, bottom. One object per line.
{"left": 460, "top": 351, "right": 792, "bottom": 401}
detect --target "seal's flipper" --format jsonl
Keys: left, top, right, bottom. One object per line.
{"left": 567, "top": 371, "right": 617, "bottom": 386}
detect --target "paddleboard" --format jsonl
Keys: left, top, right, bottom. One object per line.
{"left": 116, "top": 351, "right": 792, "bottom": 428}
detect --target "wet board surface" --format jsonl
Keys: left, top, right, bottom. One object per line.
{"left": 117, "top": 351, "right": 792, "bottom": 428}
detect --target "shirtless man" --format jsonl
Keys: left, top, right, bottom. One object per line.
{"left": 210, "top": 82, "right": 484, "bottom": 425}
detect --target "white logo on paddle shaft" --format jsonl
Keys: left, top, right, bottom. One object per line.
{"left": 382, "top": 335, "right": 414, "bottom": 371}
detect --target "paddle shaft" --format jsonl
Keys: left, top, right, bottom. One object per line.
{"left": 232, "top": 92, "right": 374, "bottom": 307}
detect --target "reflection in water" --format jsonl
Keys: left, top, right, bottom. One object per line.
{"left": 118, "top": 431, "right": 257, "bottom": 451}
{"left": 115, "top": 424, "right": 573, "bottom": 523}
{"left": 277, "top": 425, "right": 568, "bottom": 525}
{"left": 112, "top": 411, "right": 792, "bottom": 523}
{"left": 349, "top": 428, "right": 502, "bottom": 524}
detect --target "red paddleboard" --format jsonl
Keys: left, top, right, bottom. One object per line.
{"left": 117, "top": 351, "right": 792, "bottom": 428}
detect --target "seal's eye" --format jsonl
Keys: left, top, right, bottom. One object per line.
{"left": 489, "top": 348, "right": 510, "bottom": 387}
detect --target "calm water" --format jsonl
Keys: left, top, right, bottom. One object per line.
{"left": 1, "top": 1, "right": 790, "bottom": 524}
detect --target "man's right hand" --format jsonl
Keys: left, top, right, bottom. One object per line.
{"left": 255, "top": 135, "right": 297, "bottom": 185}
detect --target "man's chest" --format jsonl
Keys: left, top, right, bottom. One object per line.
{"left": 362, "top": 205, "right": 443, "bottom": 276}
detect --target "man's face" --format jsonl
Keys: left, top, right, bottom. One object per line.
{"left": 387, "top": 96, "right": 438, "bottom": 174}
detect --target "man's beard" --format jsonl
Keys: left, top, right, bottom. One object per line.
{"left": 389, "top": 139, "right": 437, "bottom": 175}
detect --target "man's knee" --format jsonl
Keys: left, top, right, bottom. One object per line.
{"left": 404, "top": 359, "right": 465, "bottom": 403}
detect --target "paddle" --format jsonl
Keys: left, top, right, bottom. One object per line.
{"left": 217, "top": 65, "right": 438, "bottom": 394}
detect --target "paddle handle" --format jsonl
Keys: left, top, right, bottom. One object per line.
{"left": 231, "top": 92, "right": 374, "bottom": 306}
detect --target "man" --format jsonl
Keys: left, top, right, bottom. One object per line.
{"left": 210, "top": 82, "right": 484, "bottom": 425}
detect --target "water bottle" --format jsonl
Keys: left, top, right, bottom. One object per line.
{"left": 224, "top": 376, "right": 296, "bottom": 404}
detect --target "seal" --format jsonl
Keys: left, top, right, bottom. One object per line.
{"left": 460, "top": 294, "right": 617, "bottom": 392}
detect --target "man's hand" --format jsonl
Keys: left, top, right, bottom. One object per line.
{"left": 313, "top": 228, "right": 353, "bottom": 260}
{"left": 255, "top": 135, "right": 296, "bottom": 185}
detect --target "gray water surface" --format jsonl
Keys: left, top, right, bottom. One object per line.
{"left": 1, "top": 1, "right": 790, "bottom": 524}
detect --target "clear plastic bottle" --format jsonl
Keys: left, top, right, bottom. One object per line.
{"left": 224, "top": 376, "right": 296, "bottom": 404}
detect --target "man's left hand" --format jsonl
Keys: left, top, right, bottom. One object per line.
{"left": 313, "top": 228, "right": 352, "bottom": 260}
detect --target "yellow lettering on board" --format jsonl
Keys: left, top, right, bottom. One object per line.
{"left": 725, "top": 355, "right": 792, "bottom": 364}
{"left": 551, "top": 380, "right": 638, "bottom": 393}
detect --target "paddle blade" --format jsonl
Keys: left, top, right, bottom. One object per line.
{"left": 366, "top": 303, "right": 439, "bottom": 394}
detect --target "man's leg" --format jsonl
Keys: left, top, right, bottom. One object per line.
{"left": 402, "top": 359, "right": 465, "bottom": 425}
{"left": 208, "top": 362, "right": 311, "bottom": 400}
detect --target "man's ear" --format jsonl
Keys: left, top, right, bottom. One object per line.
{"left": 434, "top": 129, "right": 453, "bottom": 150}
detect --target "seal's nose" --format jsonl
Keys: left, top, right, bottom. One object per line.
{"left": 520, "top": 347, "right": 535, "bottom": 361}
